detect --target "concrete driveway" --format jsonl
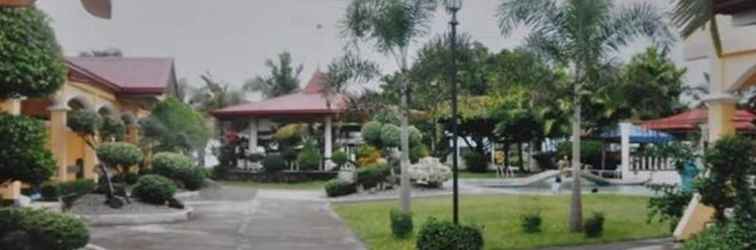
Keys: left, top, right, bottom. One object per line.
{"left": 89, "top": 186, "right": 364, "bottom": 250}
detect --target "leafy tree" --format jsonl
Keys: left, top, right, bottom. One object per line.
{"left": 0, "top": 114, "right": 56, "bottom": 185}
{"left": 342, "top": 0, "right": 444, "bottom": 213}
{"left": 497, "top": 0, "right": 671, "bottom": 231}
{"left": 0, "top": 6, "right": 66, "bottom": 99}
{"left": 244, "top": 51, "right": 303, "bottom": 99}
{"left": 672, "top": 0, "right": 722, "bottom": 57}
{"left": 143, "top": 97, "right": 210, "bottom": 154}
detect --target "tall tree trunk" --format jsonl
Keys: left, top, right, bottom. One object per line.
{"left": 569, "top": 92, "right": 583, "bottom": 232}
{"left": 399, "top": 71, "right": 411, "bottom": 213}
{"left": 517, "top": 142, "right": 524, "bottom": 171}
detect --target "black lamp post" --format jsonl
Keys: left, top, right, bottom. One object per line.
{"left": 446, "top": 0, "right": 462, "bottom": 225}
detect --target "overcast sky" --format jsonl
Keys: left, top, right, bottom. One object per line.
{"left": 38, "top": 0, "right": 702, "bottom": 94}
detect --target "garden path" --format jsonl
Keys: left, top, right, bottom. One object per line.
{"left": 88, "top": 186, "right": 364, "bottom": 250}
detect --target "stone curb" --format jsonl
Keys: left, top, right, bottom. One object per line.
{"left": 83, "top": 243, "right": 108, "bottom": 250}
{"left": 78, "top": 206, "right": 194, "bottom": 226}
{"left": 174, "top": 191, "right": 201, "bottom": 200}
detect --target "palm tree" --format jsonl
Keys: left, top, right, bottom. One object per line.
{"left": 342, "top": 0, "right": 441, "bottom": 213}
{"left": 672, "top": 0, "right": 722, "bottom": 57}
{"left": 322, "top": 51, "right": 381, "bottom": 109}
{"left": 497, "top": 0, "right": 671, "bottom": 231}
{"left": 244, "top": 51, "right": 303, "bottom": 99}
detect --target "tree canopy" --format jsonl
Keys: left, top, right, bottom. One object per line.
{"left": 244, "top": 51, "right": 303, "bottom": 99}
{"left": 143, "top": 97, "right": 210, "bottom": 153}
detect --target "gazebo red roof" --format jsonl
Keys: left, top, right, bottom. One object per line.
{"left": 641, "top": 108, "right": 756, "bottom": 132}
{"left": 211, "top": 72, "right": 348, "bottom": 119}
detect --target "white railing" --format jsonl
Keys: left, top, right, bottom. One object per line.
{"left": 630, "top": 155, "right": 677, "bottom": 172}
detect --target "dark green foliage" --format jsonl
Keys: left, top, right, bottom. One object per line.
{"left": 39, "top": 182, "right": 58, "bottom": 201}
{"left": 96, "top": 142, "right": 144, "bottom": 173}
{"left": 39, "top": 180, "right": 96, "bottom": 201}
{"left": 361, "top": 121, "right": 384, "bottom": 146}
{"left": 0, "top": 114, "right": 55, "bottom": 185}
{"left": 616, "top": 47, "right": 686, "bottom": 120}
{"left": 556, "top": 140, "right": 603, "bottom": 168}
{"left": 410, "top": 144, "right": 429, "bottom": 163}
{"left": 584, "top": 212, "right": 605, "bottom": 238}
{"left": 100, "top": 116, "right": 126, "bottom": 141}
{"left": 331, "top": 151, "right": 349, "bottom": 166}
{"left": 357, "top": 164, "right": 391, "bottom": 189}
{"left": 324, "top": 179, "right": 357, "bottom": 197}
{"left": 463, "top": 152, "right": 488, "bottom": 173}
{"left": 142, "top": 97, "right": 210, "bottom": 153}
{"left": 390, "top": 208, "right": 413, "bottom": 238}
{"left": 67, "top": 110, "right": 101, "bottom": 136}
{"left": 647, "top": 184, "right": 693, "bottom": 232}
{"left": 683, "top": 223, "right": 748, "bottom": 250}
{"left": 521, "top": 211, "right": 543, "bottom": 234}
{"left": 297, "top": 139, "right": 322, "bottom": 171}
{"left": 152, "top": 152, "right": 205, "bottom": 191}
{"left": 380, "top": 124, "right": 401, "bottom": 148}
{"left": 416, "top": 217, "right": 484, "bottom": 250}
{"left": 132, "top": 175, "right": 176, "bottom": 205}
{"left": 0, "top": 7, "right": 66, "bottom": 99}
{"left": 262, "top": 154, "right": 287, "bottom": 173}
{"left": 0, "top": 208, "right": 89, "bottom": 250}
{"left": 243, "top": 51, "right": 303, "bottom": 99}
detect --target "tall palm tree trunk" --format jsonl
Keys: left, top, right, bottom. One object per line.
{"left": 399, "top": 74, "right": 411, "bottom": 213}
{"left": 569, "top": 89, "right": 583, "bottom": 232}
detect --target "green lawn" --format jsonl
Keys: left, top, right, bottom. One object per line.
{"left": 219, "top": 180, "right": 328, "bottom": 190}
{"left": 333, "top": 194, "right": 669, "bottom": 250}
{"left": 459, "top": 171, "right": 500, "bottom": 179}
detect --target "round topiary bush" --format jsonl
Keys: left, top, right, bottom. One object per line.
{"left": 361, "top": 121, "right": 383, "bottom": 146}
{"left": 0, "top": 114, "right": 56, "bottom": 185}
{"left": 96, "top": 142, "right": 144, "bottom": 173}
{"left": 380, "top": 124, "right": 402, "bottom": 148}
{"left": 100, "top": 116, "right": 126, "bottom": 141}
{"left": 297, "top": 140, "right": 322, "bottom": 171}
{"left": 132, "top": 175, "right": 176, "bottom": 205}
{"left": 324, "top": 179, "right": 356, "bottom": 197}
{"left": 152, "top": 152, "right": 194, "bottom": 178}
{"left": 262, "top": 154, "right": 287, "bottom": 173}
{"left": 331, "top": 150, "right": 349, "bottom": 166}
{"left": 416, "top": 217, "right": 483, "bottom": 250}
{"left": 0, "top": 7, "right": 67, "bottom": 99}
{"left": 408, "top": 126, "right": 423, "bottom": 146}
{"left": 0, "top": 208, "right": 89, "bottom": 250}
{"left": 67, "top": 110, "right": 102, "bottom": 136}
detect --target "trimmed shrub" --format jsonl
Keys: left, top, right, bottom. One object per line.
{"left": 390, "top": 208, "right": 413, "bottom": 238}
{"left": 520, "top": 211, "right": 543, "bottom": 233}
{"left": 39, "top": 180, "right": 96, "bottom": 201}
{"left": 683, "top": 224, "right": 747, "bottom": 250}
{"left": 410, "top": 144, "right": 429, "bottom": 163}
{"left": 380, "top": 124, "right": 402, "bottom": 148}
{"left": 332, "top": 150, "right": 349, "bottom": 166}
{"left": 40, "top": 182, "right": 59, "bottom": 201}
{"left": 67, "top": 110, "right": 101, "bottom": 136}
{"left": 96, "top": 142, "right": 144, "bottom": 173}
{"left": 297, "top": 140, "right": 322, "bottom": 171}
{"left": 416, "top": 217, "right": 484, "bottom": 250}
{"left": 463, "top": 152, "right": 488, "bottom": 173}
{"left": 408, "top": 126, "right": 423, "bottom": 146}
{"left": 361, "top": 121, "right": 383, "bottom": 146}
{"left": 324, "top": 179, "right": 356, "bottom": 197}
{"left": 152, "top": 152, "right": 205, "bottom": 190}
{"left": 0, "top": 114, "right": 56, "bottom": 185}
{"left": 100, "top": 116, "right": 126, "bottom": 141}
{"left": 357, "top": 163, "right": 391, "bottom": 189}
{"left": 262, "top": 154, "right": 287, "bottom": 173}
{"left": 356, "top": 144, "right": 381, "bottom": 167}
{"left": 0, "top": 208, "right": 89, "bottom": 250}
{"left": 584, "top": 212, "right": 606, "bottom": 238}
{"left": 132, "top": 175, "right": 176, "bottom": 205}
{"left": 177, "top": 166, "right": 206, "bottom": 191}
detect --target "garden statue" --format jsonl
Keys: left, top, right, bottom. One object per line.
{"left": 408, "top": 157, "right": 451, "bottom": 187}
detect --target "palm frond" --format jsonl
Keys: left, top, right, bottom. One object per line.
{"left": 600, "top": 2, "right": 674, "bottom": 54}
{"left": 497, "top": 0, "right": 558, "bottom": 36}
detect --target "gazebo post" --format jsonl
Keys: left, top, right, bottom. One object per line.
{"left": 620, "top": 122, "right": 631, "bottom": 180}
{"left": 324, "top": 115, "right": 333, "bottom": 170}
{"left": 249, "top": 118, "right": 259, "bottom": 154}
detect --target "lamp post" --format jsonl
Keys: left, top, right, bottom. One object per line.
{"left": 446, "top": 0, "right": 462, "bottom": 225}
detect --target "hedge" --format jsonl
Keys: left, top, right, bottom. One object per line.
{"left": 0, "top": 208, "right": 89, "bottom": 250}
{"left": 132, "top": 175, "right": 176, "bottom": 205}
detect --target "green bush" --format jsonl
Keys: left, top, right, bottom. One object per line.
{"left": 584, "top": 212, "right": 606, "bottom": 238}
{"left": 521, "top": 211, "right": 543, "bottom": 234}
{"left": 647, "top": 184, "right": 693, "bottom": 232}
{"left": 361, "top": 121, "right": 383, "bottom": 146}
{"left": 324, "top": 179, "right": 356, "bottom": 197}
{"left": 408, "top": 126, "right": 423, "bottom": 146}
{"left": 416, "top": 217, "right": 484, "bottom": 250}
{"left": 390, "top": 208, "right": 413, "bottom": 239}
{"left": 380, "top": 124, "right": 402, "bottom": 148}
{"left": 262, "top": 154, "right": 287, "bottom": 173}
{"left": 151, "top": 152, "right": 205, "bottom": 190}
{"left": 132, "top": 175, "right": 176, "bottom": 205}
{"left": 40, "top": 182, "right": 59, "bottom": 201}
{"left": 297, "top": 140, "right": 322, "bottom": 171}
{"left": 0, "top": 114, "right": 56, "bottom": 185}
{"left": 100, "top": 116, "right": 126, "bottom": 141}
{"left": 463, "top": 152, "right": 488, "bottom": 173}
{"left": 410, "top": 144, "right": 429, "bottom": 163}
{"left": 0, "top": 208, "right": 89, "bottom": 250}
{"left": 67, "top": 110, "right": 101, "bottom": 136}
{"left": 41, "top": 179, "right": 97, "bottom": 201}
{"left": 332, "top": 150, "right": 349, "bottom": 166}
{"left": 556, "top": 140, "right": 603, "bottom": 168}
{"left": 357, "top": 164, "right": 391, "bottom": 189}
{"left": 0, "top": 7, "right": 67, "bottom": 99}
{"left": 683, "top": 224, "right": 748, "bottom": 250}
{"left": 96, "top": 142, "right": 144, "bottom": 173}
{"left": 177, "top": 166, "right": 206, "bottom": 191}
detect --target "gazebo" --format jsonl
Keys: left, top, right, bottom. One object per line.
{"left": 641, "top": 107, "right": 756, "bottom": 134}
{"left": 211, "top": 72, "right": 348, "bottom": 165}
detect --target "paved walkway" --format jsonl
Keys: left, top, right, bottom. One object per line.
{"left": 89, "top": 186, "right": 363, "bottom": 250}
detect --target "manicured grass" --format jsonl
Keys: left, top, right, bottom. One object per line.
{"left": 219, "top": 180, "right": 328, "bottom": 190}
{"left": 459, "top": 171, "right": 500, "bottom": 179}
{"left": 333, "top": 194, "right": 669, "bottom": 250}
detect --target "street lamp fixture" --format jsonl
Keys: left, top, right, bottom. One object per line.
{"left": 447, "top": 0, "right": 462, "bottom": 225}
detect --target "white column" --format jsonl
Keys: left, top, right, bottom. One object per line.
{"left": 249, "top": 119, "right": 258, "bottom": 153}
{"left": 324, "top": 116, "right": 333, "bottom": 160}
{"left": 620, "top": 122, "right": 631, "bottom": 180}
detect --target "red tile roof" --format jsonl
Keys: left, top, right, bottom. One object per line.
{"left": 212, "top": 72, "right": 347, "bottom": 118}
{"left": 641, "top": 108, "right": 756, "bottom": 132}
{"left": 66, "top": 57, "right": 176, "bottom": 95}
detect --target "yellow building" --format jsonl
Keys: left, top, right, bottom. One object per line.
{"left": 0, "top": 57, "right": 177, "bottom": 200}
{"left": 674, "top": 2, "right": 756, "bottom": 240}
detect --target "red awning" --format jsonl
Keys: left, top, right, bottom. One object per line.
{"left": 641, "top": 108, "right": 756, "bottom": 132}
{"left": 211, "top": 72, "right": 348, "bottom": 119}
